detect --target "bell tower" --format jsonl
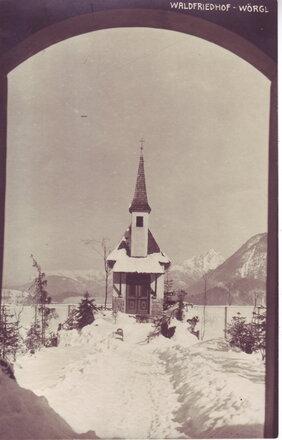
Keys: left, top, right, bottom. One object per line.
{"left": 107, "top": 139, "right": 171, "bottom": 317}
{"left": 129, "top": 141, "right": 151, "bottom": 257}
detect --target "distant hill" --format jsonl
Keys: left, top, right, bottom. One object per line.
{"left": 4, "top": 234, "right": 267, "bottom": 306}
{"left": 188, "top": 233, "right": 267, "bottom": 305}
{"left": 10, "top": 270, "right": 108, "bottom": 305}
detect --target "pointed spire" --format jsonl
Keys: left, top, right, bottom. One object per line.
{"left": 129, "top": 144, "right": 151, "bottom": 213}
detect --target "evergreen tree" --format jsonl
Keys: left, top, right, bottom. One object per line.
{"left": 226, "top": 311, "right": 266, "bottom": 358}
{"left": 0, "top": 306, "right": 22, "bottom": 361}
{"left": 76, "top": 292, "right": 98, "bottom": 330}
{"left": 25, "top": 322, "right": 41, "bottom": 353}
{"left": 252, "top": 307, "right": 266, "bottom": 360}
{"left": 30, "top": 255, "right": 52, "bottom": 346}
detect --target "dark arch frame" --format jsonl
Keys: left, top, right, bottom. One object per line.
{"left": 0, "top": 8, "right": 277, "bottom": 437}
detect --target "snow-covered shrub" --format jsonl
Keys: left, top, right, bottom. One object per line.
{"left": 44, "top": 332, "right": 59, "bottom": 347}
{"left": 147, "top": 314, "right": 176, "bottom": 342}
{"left": 227, "top": 314, "right": 255, "bottom": 354}
{"left": 77, "top": 292, "right": 99, "bottom": 330}
{"left": 226, "top": 311, "right": 266, "bottom": 358}
{"left": 187, "top": 316, "right": 200, "bottom": 339}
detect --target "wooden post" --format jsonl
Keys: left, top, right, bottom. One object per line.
{"left": 0, "top": 74, "right": 7, "bottom": 323}
{"left": 264, "top": 76, "right": 278, "bottom": 438}
{"left": 224, "top": 306, "right": 228, "bottom": 339}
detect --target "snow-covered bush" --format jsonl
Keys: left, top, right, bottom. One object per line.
{"left": 226, "top": 311, "right": 266, "bottom": 358}
{"left": 147, "top": 314, "right": 176, "bottom": 342}
{"left": 187, "top": 316, "right": 200, "bottom": 339}
{"left": 76, "top": 292, "right": 99, "bottom": 330}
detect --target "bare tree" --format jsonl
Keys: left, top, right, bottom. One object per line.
{"left": 83, "top": 238, "right": 112, "bottom": 309}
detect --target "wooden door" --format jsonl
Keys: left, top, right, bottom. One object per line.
{"left": 126, "top": 274, "right": 150, "bottom": 314}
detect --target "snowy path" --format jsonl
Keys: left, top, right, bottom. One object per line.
{"left": 15, "top": 320, "right": 182, "bottom": 438}
{"left": 15, "top": 314, "right": 265, "bottom": 439}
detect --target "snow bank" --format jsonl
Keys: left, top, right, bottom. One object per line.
{"left": 159, "top": 339, "right": 265, "bottom": 438}
{"left": 170, "top": 318, "right": 200, "bottom": 347}
{"left": 0, "top": 370, "right": 97, "bottom": 439}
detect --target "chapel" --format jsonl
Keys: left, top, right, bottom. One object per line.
{"left": 107, "top": 146, "right": 170, "bottom": 317}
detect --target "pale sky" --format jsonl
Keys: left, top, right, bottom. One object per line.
{"left": 3, "top": 27, "right": 270, "bottom": 285}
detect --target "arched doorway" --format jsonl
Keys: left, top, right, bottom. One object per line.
{"left": 0, "top": 8, "right": 277, "bottom": 437}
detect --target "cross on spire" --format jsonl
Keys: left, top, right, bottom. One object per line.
{"left": 139, "top": 138, "right": 145, "bottom": 153}
{"left": 129, "top": 142, "right": 151, "bottom": 214}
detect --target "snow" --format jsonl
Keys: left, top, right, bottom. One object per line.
{"left": 160, "top": 339, "right": 265, "bottom": 438}
{"left": 0, "top": 370, "right": 97, "bottom": 439}
{"left": 9, "top": 304, "right": 71, "bottom": 339}
{"left": 1, "top": 289, "right": 30, "bottom": 305}
{"left": 14, "top": 311, "right": 265, "bottom": 439}
{"left": 107, "top": 247, "right": 169, "bottom": 273}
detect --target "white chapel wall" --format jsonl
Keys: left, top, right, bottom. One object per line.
{"left": 131, "top": 212, "right": 149, "bottom": 257}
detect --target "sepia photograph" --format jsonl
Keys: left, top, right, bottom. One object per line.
{"left": 0, "top": 2, "right": 277, "bottom": 439}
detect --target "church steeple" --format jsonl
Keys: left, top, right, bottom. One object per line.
{"left": 129, "top": 143, "right": 151, "bottom": 214}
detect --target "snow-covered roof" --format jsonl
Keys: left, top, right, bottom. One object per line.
{"left": 108, "top": 248, "right": 169, "bottom": 273}
{"left": 107, "top": 227, "right": 170, "bottom": 273}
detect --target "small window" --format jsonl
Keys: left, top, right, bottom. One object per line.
{"left": 136, "top": 216, "right": 143, "bottom": 227}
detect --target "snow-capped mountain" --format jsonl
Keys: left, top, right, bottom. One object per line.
{"left": 205, "top": 232, "right": 266, "bottom": 283}
{"left": 188, "top": 233, "right": 267, "bottom": 305}
{"left": 171, "top": 249, "right": 224, "bottom": 279}
{"left": 170, "top": 249, "right": 224, "bottom": 290}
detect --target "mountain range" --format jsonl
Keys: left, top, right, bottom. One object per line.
{"left": 169, "top": 248, "right": 225, "bottom": 290}
{"left": 3, "top": 233, "right": 267, "bottom": 306}
{"left": 187, "top": 233, "right": 267, "bottom": 305}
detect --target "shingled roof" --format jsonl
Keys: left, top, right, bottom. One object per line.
{"left": 106, "top": 226, "right": 170, "bottom": 273}
{"left": 114, "top": 226, "right": 160, "bottom": 257}
{"left": 129, "top": 151, "right": 151, "bottom": 213}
